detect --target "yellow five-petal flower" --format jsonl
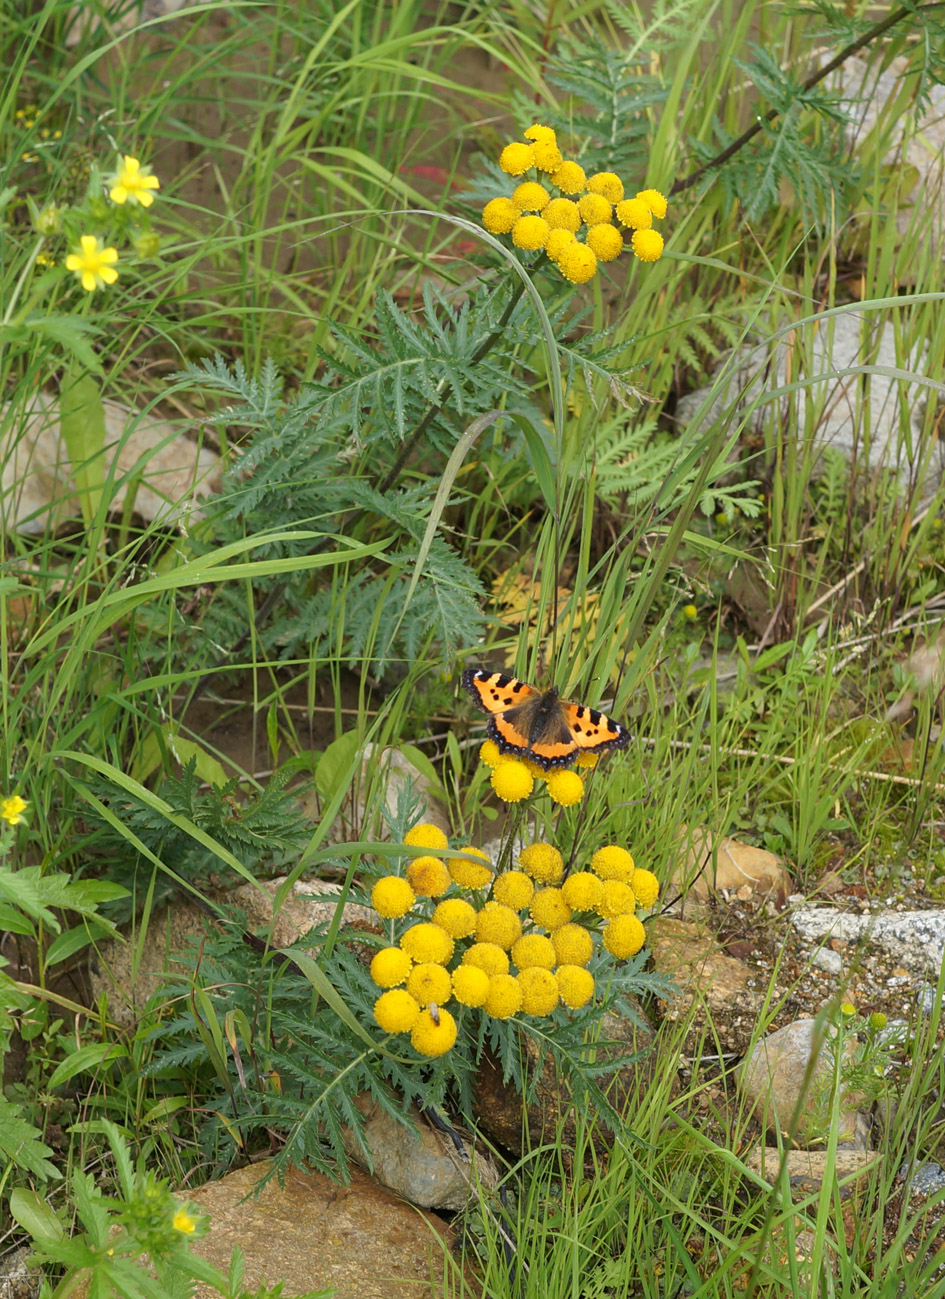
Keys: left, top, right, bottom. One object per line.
{"left": 65, "top": 235, "right": 119, "bottom": 292}
{"left": 108, "top": 155, "right": 160, "bottom": 207}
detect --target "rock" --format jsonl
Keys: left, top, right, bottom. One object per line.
{"left": 88, "top": 879, "right": 378, "bottom": 1028}
{"left": 344, "top": 1094, "right": 499, "bottom": 1211}
{"left": 744, "top": 1144, "right": 880, "bottom": 1195}
{"left": 186, "top": 1162, "right": 457, "bottom": 1299}
{"left": 69, "top": 1160, "right": 458, "bottom": 1299}
{"left": 675, "top": 315, "right": 937, "bottom": 497}
{"left": 647, "top": 916, "right": 762, "bottom": 1054}
{"left": 0, "top": 1247, "right": 39, "bottom": 1299}
{"left": 828, "top": 54, "right": 945, "bottom": 274}
{"left": 737, "top": 1018, "right": 866, "bottom": 1146}
{"left": 355, "top": 744, "right": 451, "bottom": 839}
{"left": 66, "top": 0, "right": 189, "bottom": 47}
{"left": 0, "top": 393, "right": 220, "bottom": 535}
{"left": 811, "top": 948, "right": 844, "bottom": 975}
{"left": 670, "top": 831, "right": 795, "bottom": 904}
{"left": 791, "top": 907, "right": 945, "bottom": 976}
{"left": 472, "top": 1010, "right": 658, "bottom": 1153}
{"left": 900, "top": 1161, "right": 945, "bottom": 1201}
{"left": 670, "top": 830, "right": 791, "bottom": 904}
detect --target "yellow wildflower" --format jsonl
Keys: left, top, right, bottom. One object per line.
{"left": 108, "top": 156, "right": 160, "bottom": 207}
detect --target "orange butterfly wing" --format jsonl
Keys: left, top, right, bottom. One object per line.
{"left": 462, "top": 668, "right": 629, "bottom": 770}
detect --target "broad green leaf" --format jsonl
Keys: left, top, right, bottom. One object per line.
{"left": 46, "top": 1041, "right": 129, "bottom": 1090}
{"left": 60, "top": 369, "right": 107, "bottom": 526}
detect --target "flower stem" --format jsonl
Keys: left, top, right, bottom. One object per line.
{"left": 671, "top": 2, "right": 943, "bottom": 196}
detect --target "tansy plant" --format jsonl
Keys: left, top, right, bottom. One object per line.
{"left": 481, "top": 123, "right": 667, "bottom": 285}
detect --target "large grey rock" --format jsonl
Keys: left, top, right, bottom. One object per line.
{"left": 675, "top": 315, "right": 939, "bottom": 495}
{"left": 737, "top": 1018, "right": 867, "bottom": 1146}
{"left": 88, "top": 879, "right": 377, "bottom": 1028}
{"left": 344, "top": 1094, "right": 498, "bottom": 1211}
{"left": 0, "top": 393, "right": 219, "bottom": 534}
{"left": 829, "top": 54, "right": 945, "bottom": 270}
{"left": 791, "top": 907, "right": 945, "bottom": 975}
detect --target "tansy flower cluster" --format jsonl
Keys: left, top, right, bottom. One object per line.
{"left": 481, "top": 123, "right": 667, "bottom": 285}
{"left": 369, "top": 823, "right": 659, "bottom": 1058}
{"left": 475, "top": 738, "right": 596, "bottom": 807}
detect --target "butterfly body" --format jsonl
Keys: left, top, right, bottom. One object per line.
{"left": 462, "top": 668, "right": 629, "bottom": 770}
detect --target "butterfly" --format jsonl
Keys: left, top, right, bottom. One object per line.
{"left": 462, "top": 668, "right": 630, "bottom": 770}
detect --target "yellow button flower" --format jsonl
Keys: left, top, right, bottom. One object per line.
{"left": 411, "top": 1006, "right": 457, "bottom": 1056}
{"left": 490, "top": 761, "right": 534, "bottom": 803}
{"left": 550, "top": 161, "right": 587, "bottom": 194}
{"left": 578, "top": 193, "right": 612, "bottom": 225}
{"left": 492, "top": 870, "right": 535, "bottom": 910}
{"left": 590, "top": 845, "right": 635, "bottom": 882}
{"left": 431, "top": 897, "right": 477, "bottom": 938}
{"left": 449, "top": 846, "right": 494, "bottom": 889}
{"left": 543, "top": 197, "right": 582, "bottom": 232}
{"left": 452, "top": 964, "right": 490, "bottom": 1007}
{"left": 370, "top": 947, "right": 412, "bottom": 988}
{"left": 512, "top": 215, "right": 550, "bottom": 250}
{"left": 545, "top": 769, "right": 584, "bottom": 806}
{"left": 511, "top": 933, "right": 556, "bottom": 970}
{"left": 404, "top": 823, "right": 449, "bottom": 851}
{"left": 484, "top": 973, "right": 523, "bottom": 1019}
{"left": 499, "top": 142, "right": 535, "bottom": 175}
{"left": 586, "top": 171, "right": 625, "bottom": 203}
{"left": 556, "top": 242, "right": 597, "bottom": 284}
{"left": 108, "top": 156, "right": 160, "bottom": 207}
{"left": 632, "top": 229, "right": 664, "bottom": 262}
{"left": 597, "top": 879, "right": 636, "bottom": 918}
{"left": 630, "top": 868, "right": 660, "bottom": 909}
{"left": 603, "top": 913, "right": 646, "bottom": 958}
{"left": 475, "top": 901, "right": 522, "bottom": 950}
{"left": 407, "top": 962, "right": 452, "bottom": 1006}
{"left": 529, "top": 887, "right": 572, "bottom": 931}
{"left": 462, "top": 942, "right": 510, "bottom": 977}
{"left": 524, "top": 123, "right": 556, "bottom": 143}
{"left": 518, "top": 842, "right": 563, "bottom": 884}
{"left": 555, "top": 965, "right": 595, "bottom": 1009}
{"left": 531, "top": 138, "right": 563, "bottom": 172}
{"left": 375, "top": 988, "right": 422, "bottom": 1033}
{"left": 551, "top": 922, "right": 594, "bottom": 967}
{"left": 512, "top": 181, "right": 551, "bottom": 211}
{"left": 575, "top": 752, "right": 599, "bottom": 770}
{"left": 65, "top": 235, "right": 119, "bottom": 292}
{"left": 636, "top": 188, "right": 668, "bottom": 218}
{"left": 545, "top": 229, "right": 576, "bottom": 263}
{"left": 0, "top": 795, "right": 28, "bottom": 825}
{"left": 482, "top": 196, "right": 520, "bottom": 234}
{"left": 560, "top": 872, "right": 604, "bottom": 911}
{"left": 478, "top": 740, "right": 503, "bottom": 768}
{"left": 615, "top": 198, "right": 652, "bottom": 230}
{"left": 371, "top": 875, "right": 416, "bottom": 918}
{"left": 405, "top": 855, "right": 451, "bottom": 897}
{"left": 517, "top": 967, "right": 560, "bottom": 1016}
{"left": 400, "top": 922, "right": 454, "bottom": 965}
{"left": 585, "top": 222, "right": 624, "bottom": 262}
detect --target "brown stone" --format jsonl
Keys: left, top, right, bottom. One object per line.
{"left": 670, "top": 830, "right": 792, "bottom": 903}
{"left": 70, "top": 1161, "right": 459, "bottom": 1299}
